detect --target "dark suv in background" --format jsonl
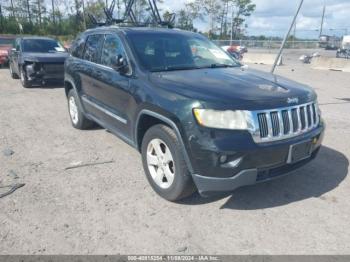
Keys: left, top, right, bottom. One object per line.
{"left": 64, "top": 26, "right": 325, "bottom": 201}
{"left": 9, "top": 36, "right": 69, "bottom": 87}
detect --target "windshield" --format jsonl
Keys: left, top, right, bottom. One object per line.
{"left": 127, "top": 32, "right": 241, "bottom": 72}
{"left": 22, "top": 39, "right": 65, "bottom": 53}
{"left": 0, "top": 38, "right": 14, "bottom": 46}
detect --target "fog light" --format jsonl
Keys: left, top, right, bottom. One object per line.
{"left": 222, "top": 157, "right": 243, "bottom": 168}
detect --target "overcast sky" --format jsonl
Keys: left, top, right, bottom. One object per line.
{"left": 161, "top": 0, "right": 350, "bottom": 38}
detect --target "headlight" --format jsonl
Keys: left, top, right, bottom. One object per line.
{"left": 193, "top": 109, "right": 253, "bottom": 130}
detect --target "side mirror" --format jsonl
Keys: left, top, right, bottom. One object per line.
{"left": 241, "top": 64, "right": 249, "bottom": 70}
{"left": 111, "top": 55, "right": 129, "bottom": 74}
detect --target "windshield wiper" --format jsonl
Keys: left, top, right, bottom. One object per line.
{"left": 151, "top": 65, "right": 199, "bottom": 72}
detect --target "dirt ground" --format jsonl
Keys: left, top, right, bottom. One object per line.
{"left": 0, "top": 57, "right": 349, "bottom": 255}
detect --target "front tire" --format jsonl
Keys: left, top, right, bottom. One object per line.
{"left": 9, "top": 63, "right": 19, "bottom": 79}
{"left": 141, "top": 124, "right": 196, "bottom": 201}
{"left": 67, "top": 89, "right": 95, "bottom": 129}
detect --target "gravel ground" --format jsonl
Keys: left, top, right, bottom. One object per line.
{"left": 0, "top": 58, "right": 349, "bottom": 255}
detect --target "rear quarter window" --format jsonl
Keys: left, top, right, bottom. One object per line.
{"left": 82, "top": 34, "right": 104, "bottom": 63}
{"left": 71, "top": 36, "right": 86, "bottom": 58}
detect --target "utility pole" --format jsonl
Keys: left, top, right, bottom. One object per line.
{"left": 271, "top": 0, "right": 304, "bottom": 74}
{"left": 319, "top": 4, "right": 326, "bottom": 38}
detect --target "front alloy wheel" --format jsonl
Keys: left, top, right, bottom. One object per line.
{"left": 69, "top": 96, "right": 79, "bottom": 125}
{"left": 146, "top": 138, "right": 175, "bottom": 189}
{"left": 141, "top": 124, "right": 196, "bottom": 201}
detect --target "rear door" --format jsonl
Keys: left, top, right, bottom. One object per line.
{"left": 78, "top": 34, "right": 106, "bottom": 120}
{"left": 90, "top": 33, "right": 133, "bottom": 138}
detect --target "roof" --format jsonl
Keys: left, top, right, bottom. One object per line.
{"left": 21, "top": 36, "right": 57, "bottom": 40}
{"left": 85, "top": 26, "right": 197, "bottom": 37}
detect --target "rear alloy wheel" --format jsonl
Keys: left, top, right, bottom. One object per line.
{"left": 141, "top": 124, "right": 196, "bottom": 201}
{"left": 20, "top": 68, "right": 31, "bottom": 88}
{"left": 67, "top": 89, "right": 95, "bottom": 130}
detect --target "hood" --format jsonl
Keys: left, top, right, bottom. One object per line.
{"left": 149, "top": 67, "right": 316, "bottom": 110}
{"left": 22, "top": 52, "right": 69, "bottom": 63}
{"left": 0, "top": 45, "right": 12, "bottom": 51}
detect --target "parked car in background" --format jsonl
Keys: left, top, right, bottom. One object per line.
{"left": 8, "top": 36, "right": 69, "bottom": 87}
{"left": 221, "top": 45, "right": 247, "bottom": 60}
{"left": 64, "top": 27, "right": 324, "bottom": 201}
{"left": 0, "top": 35, "right": 15, "bottom": 67}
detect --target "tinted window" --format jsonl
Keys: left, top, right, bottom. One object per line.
{"left": 101, "top": 34, "right": 126, "bottom": 67}
{"left": 71, "top": 36, "right": 86, "bottom": 58}
{"left": 127, "top": 33, "right": 240, "bottom": 72}
{"left": 83, "top": 34, "right": 104, "bottom": 63}
{"left": 22, "top": 39, "right": 65, "bottom": 53}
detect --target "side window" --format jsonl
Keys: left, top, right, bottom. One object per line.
{"left": 83, "top": 34, "right": 104, "bottom": 63}
{"left": 71, "top": 36, "right": 86, "bottom": 58}
{"left": 101, "top": 34, "right": 126, "bottom": 67}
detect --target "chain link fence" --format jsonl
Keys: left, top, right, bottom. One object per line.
{"left": 213, "top": 40, "right": 321, "bottom": 49}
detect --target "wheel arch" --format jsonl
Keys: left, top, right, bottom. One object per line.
{"left": 64, "top": 74, "right": 86, "bottom": 114}
{"left": 135, "top": 109, "right": 194, "bottom": 174}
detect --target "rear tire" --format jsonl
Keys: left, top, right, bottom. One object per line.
{"left": 20, "top": 67, "right": 31, "bottom": 88}
{"left": 67, "top": 89, "right": 95, "bottom": 130}
{"left": 141, "top": 124, "right": 196, "bottom": 201}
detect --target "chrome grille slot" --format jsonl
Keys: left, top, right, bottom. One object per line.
{"left": 270, "top": 112, "right": 280, "bottom": 136}
{"left": 282, "top": 110, "right": 290, "bottom": 134}
{"left": 258, "top": 113, "right": 268, "bottom": 138}
{"left": 306, "top": 105, "right": 312, "bottom": 127}
{"left": 300, "top": 106, "right": 306, "bottom": 130}
{"left": 253, "top": 102, "right": 319, "bottom": 143}
{"left": 291, "top": 109, "right": 299, "bottom": 132}
{"left": 312, "top": 103, "right": 317, "bottom": 124}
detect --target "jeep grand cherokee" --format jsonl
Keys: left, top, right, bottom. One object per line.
{"left": 64, "top": 27, "right": 325, "bottom": 201}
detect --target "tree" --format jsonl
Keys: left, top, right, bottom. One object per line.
{"left": 193, "top": 0, "right": 222, "bottom": 37}
{"left": 231, "top": 0, "right": 255, "bottom": 39}
{"left": 176, "top": 2, "right": 200, "bottom": 31}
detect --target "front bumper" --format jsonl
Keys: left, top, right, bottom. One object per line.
{"left": 25, "top": 63, "right": 64, "bottom": 82}
{"left": 188, "top": 123, "right": 325, "bottom": 196}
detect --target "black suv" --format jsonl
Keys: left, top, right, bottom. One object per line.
{"left": 9, "top": 37, "right": 69, "bottom": 87}
{"left": 64, "top": 26, "right": 325, "bottom": 201}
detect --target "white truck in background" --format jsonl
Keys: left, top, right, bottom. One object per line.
{"left": 336, "top": 35, "right": 350, "bottom": 59}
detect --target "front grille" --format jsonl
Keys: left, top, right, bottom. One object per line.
{"left": 253, "top": 102, "right": 319, "bottom": 143}
{"left": 42, "top": 63, "right": 64, "bottom": 74}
